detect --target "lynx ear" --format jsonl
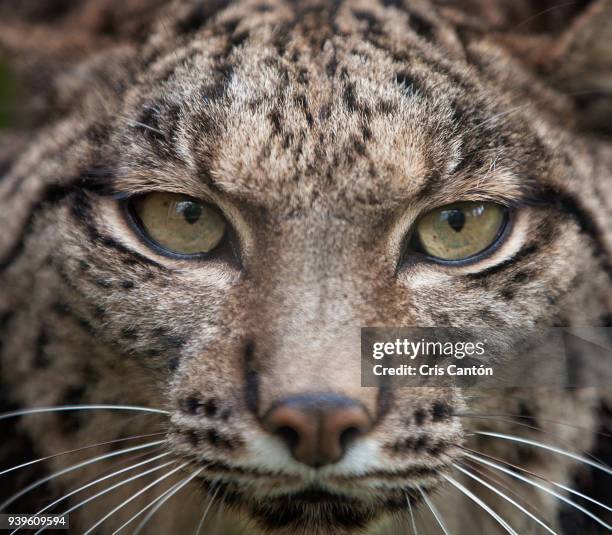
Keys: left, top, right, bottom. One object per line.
{"left": 538, "top": 0, "right": 612, "bottom": 133}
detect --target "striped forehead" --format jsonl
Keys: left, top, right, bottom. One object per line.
{"left": 115, "top": 0, "right": 533, "bottom": 212}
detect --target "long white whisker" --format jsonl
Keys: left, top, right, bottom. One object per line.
{"left": 195, "top": 487, "right": 221, "bottom": 535}
{"left": 406, "top": 493, "right": 418, "bottom": 535}
{"left": 124, "top": 466, "right": 204, "bottom": 535}
{"left": 441, "top": 474, "right": 517, "bottom": 534}
{"left": 82, "top": 462, "right": 188, "bottom": 535}
{"left": 452, "top": 462, "right": 558, "bottom": 535}
{"left": 0, "top": 405, "right": 169, "bottom": 421}
{"left": 418, "top": 487, "right": 450, "bottom": 535}
{"left": 475, "top": 431, "right": 612, "bottom": 476}
{"left": 0, "top": 440, "right": 165, "bottom": 511}
{"left": 464, "top": 452, "right": 612, "bottom": 530}
{"left": 29, "top": 459, "right": 175, "bottom": 535}
{"left": 31, "top": 452, "right": 172, "bottom": 516}
{"left": 0, "top": 432, "right": 165, "bottom": 477}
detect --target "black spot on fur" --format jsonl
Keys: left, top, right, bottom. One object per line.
{"left": 167, "top": 357, "right": 179, "bottom": 372}
{"left": 187, "top": 430, "right": 200, "bottom": 447}
{"left": 343, "top": 83, "right": 358, "bottom": 112}
{"left": 204, "top": 399, "right": 218, "bottom": 418}
{"left": 395, "top": 71, "right": 419, "bottom": 95}
{"left": 414, "top": 436, "right": 428, "bottom": 451}
{"left": 120, "top": 280, "right": 135, "bottom": 290}
{"left": 294, "top": 94, "right": 314, "bottom": 127}
{"left": 175, "top": 0, "right": 229, "bottom": 35}
{"left": 121, "top": 326, "right": 138, "bottom": 340}
{"left": 413, "top": 408, "right": 427, "bottom": 425}
{"left": 432, "top": 402, "right": 452, "bottom": 422}
{"left": 181, "top": 396, "right": 202, "bottom": 415}
{"left": 499, "top": 288, "right": 515, "bottom": 301}
{"left": 408, "top": 12, "right": 434, "bottom": 40}
{"left": 512, "top": 270, "right": 531, "bottom": 283}
{"left": 206, "top": 429, "right": 221, "bottom": 446}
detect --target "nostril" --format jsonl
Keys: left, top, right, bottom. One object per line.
{"left": 275, "top": 425, "right": 300, "bottom": 450}
{"left": 339, "top": 426, "right": 362, "bottom": 451}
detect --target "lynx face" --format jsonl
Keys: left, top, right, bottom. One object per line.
{"left": 0, "top": 1, "right": 611, "bottom": 534}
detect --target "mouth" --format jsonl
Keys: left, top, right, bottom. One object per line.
{"left": 200, "top": 477, "right": 428, "bottom": 531}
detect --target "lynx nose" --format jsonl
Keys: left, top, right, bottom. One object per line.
{"left": 262, "top": 394, "right": 372, "bottom": 468}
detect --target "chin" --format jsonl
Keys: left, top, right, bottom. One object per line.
{"left": 210, "top": 482, "right": 415, "bottom": 534}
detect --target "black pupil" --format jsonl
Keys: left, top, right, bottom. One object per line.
{"left": 179, "top": 201, "right": 203, "bottom": 224}
{"left": 445, "top": 209, "right": 465, "bottom": 232}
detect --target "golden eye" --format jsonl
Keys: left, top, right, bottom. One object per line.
{"left": 129, "top": 193, "right": 227, "bottom": 256}
{"left": 415, "top": 202, "right": 507, "bottom": 261}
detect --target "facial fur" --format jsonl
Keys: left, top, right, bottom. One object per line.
{"left": 0, "top": 1, "right": 611, "bottom": 533}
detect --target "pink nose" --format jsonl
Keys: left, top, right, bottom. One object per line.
{"left": 262, "top": 394, "right": 372, "bottom": 468}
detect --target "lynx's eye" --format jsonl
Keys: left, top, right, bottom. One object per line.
{"left": 414, "top": 202, "right": 507, "bottom": 261}
{"left": 128, "top": 193, "right": 227, "bottom": 257}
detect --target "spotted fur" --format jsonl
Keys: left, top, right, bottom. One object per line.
{"left": 0, "top": 0, "right": 611, "bottom": 533}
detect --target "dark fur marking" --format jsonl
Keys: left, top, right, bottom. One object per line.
{"left": 175, "top": 0, "right": 229, "bottom": 35}
{"left": 432, "top": 402, "right": 451, "bottom": 422}
{"left": 467, "top": 244, "right": 539, "bottom": 280}
{"left": 534, "top": 188, "right": 612, "bottom": 279}
{"left": 413, "top": 408, "right": 427, "bottom": 425}
{"left": 408, "top": 12, "right": 434, "bottom": 41}
{"left": 0, "top": 185, "right": 75, "bottom": 271}
{"left": 167, "top": 357, "right": 179, "bottom": 372}
{"left": 181, "top": 396, "right": 202, "bottom": 415}
{"left": 120, "top": 280, "right": 135, "bottom": 290}
{"left": 294, "top": 94, "right": 314, "bottom": 127}
{"left": 499, "top": 288, "right": 515, "bottom": 301}
{"left": 243, "top": 341, "right": 260, "bottom": 416}
{"left": 69, "top": 192, "right": 167, "bottom": 271}
{"left": 395, "top": 71, "right": 420, "bottom": 96}
{"left": 414, "top": 436, "right": 428, "bottom": 451}
{"left": 121, "top": 326, "right": 138, "bottom": 340}
{"left": 343, "top": 83, "right": 358, "bottom": 113}
{"left": 204, "top": 399, "right": 218, "bottom": 418}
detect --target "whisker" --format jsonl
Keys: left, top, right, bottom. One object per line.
{"left": 123, "top": 118, "right": 165, "bottom": 136}
{"left": 82, "top": 462, "right": 189, "bottom": 535}
{"left": 0, "top": 440, "right": 165, "bottom": 511}
{"left": 514, "top": 2, "right": 577, "bottom": 29}
{"left": 126, "top": 466, "right": 205, "bottom": 535}
{"left": 29, "top": 459, "right": 175, "bottom": 535}
{"left": 458, "top": 412, "right": 612, "bottom": 440}
{"left": 405, "top": 493, "right": 419, "bottom": 535}
{"left": 418, "top": 487, "right": 450, "bottom": 535}
{"left": 0, "top": 432, "right": 166, "bottom": 477}
{"left": 452, "top": 462, "right": 558, "bottom": 534}
{"left": 442, "top": 473, "right": 518, "bottom": 533}
{"left": 457, "top": 445, "right": 612, "bottom": 511}
{"left": 460, "top": 414, "right": 612, "bottom": 470}
{"left": 0, "top": 405, "right": 169, "bottom": 420}
{"left": 196, "top": 487, "right": 222, "bottom": 535}
{"left": 475, "top": 431, "right": 612, "bottom": 476}
{"left": 464, "top": 452, "right": 612, "bottom": 529}
{"left": 31, "top": 452, "right": 172, "bottom": 517}
{"left": 458, "top": 444, "right": 612, "bottom": 512}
